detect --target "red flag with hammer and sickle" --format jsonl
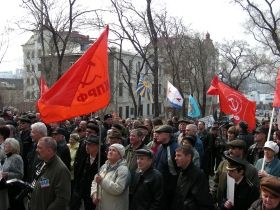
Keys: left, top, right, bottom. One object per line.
{"left": 207, "top": 75, "right": 256, "bottom": 131}
{"left": 37, "top": 26, "right": 110, "bottom": 123}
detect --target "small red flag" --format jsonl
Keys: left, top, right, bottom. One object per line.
{"left": 39, "top": 76, "right": 49, "bottom": 97}
{"left": 207, "top": 75, "right": 256, "bottom": 131}
{"left": 37, "top": 26, "right": 110, "bottom": 123}
{"left": 273, "top": 69, "right": 280, "bottom": 107}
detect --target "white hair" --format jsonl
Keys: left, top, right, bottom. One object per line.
{"left": 31, "top": 122, "right": 48, "bottom": 136}
{"left": 4, "top": 138, "right": 20, "bottom": 154}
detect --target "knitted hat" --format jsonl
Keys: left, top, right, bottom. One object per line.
{"left": 110, "top": 143, "right": 125, "bottom": 158}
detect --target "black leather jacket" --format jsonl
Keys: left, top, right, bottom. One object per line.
{"left": 130, "top": 166, "right": 164, "bottom": 210}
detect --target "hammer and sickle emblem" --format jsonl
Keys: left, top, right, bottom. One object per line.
{"left": 80, "top": 61, "right": 102, "bottom": 88}
{"left": 227, "top": 94, "right": 242, "bottom": 114}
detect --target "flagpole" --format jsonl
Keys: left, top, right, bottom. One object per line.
{"left": 261, "top": 107, "right": 275, "bottom": 171}
{"left": 96, "top": 122, "right": 102, "bottom": 210}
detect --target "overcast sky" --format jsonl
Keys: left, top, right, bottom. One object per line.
{"left": 0, "top": 0, "right": 248, "bottom": 72}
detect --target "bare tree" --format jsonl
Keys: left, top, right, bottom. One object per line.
{"left": 20, "top": 0, "right": 98, "bottom": 82}
{"left": 233, "top": 0, "right": 280, "bottom": 57}
{"left": 0, "top": 27, "right": 10, "bottom": 64}
{"left": 218, "top": 40, "right": 271, "bottom": 90}
{"left": 108, "top": 0, "right": 162, "bottom": 116}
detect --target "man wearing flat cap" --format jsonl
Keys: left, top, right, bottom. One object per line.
{"left": 52, "top": 127, "right": 71, "bottom": 170}
{"left": 249, "top": 176, "right": 280, "bottom": 210}
{"left": 221, "top": 154, "right": 259, "bottom": 210}
{"left": 130, "top": 148, "right": 164, "bottom": 210}
{"left": 247, "top": 126, "right": 267, "bottom": 164}
{"left": 212, "top": 139, "right": 259, "bottom": 207}
{"left": 71, "top": 135, "right": 106, "bottom": 210}
{"left": 154, "top": 124, "right": 179, "bottom": 210}
{"left": 18, "top": 115, "right": 32, "bottom": 175}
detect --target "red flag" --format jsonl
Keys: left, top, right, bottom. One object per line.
{"left": 39, "top": 76, "right": 49, "bottom": 97}
{"left": 37, "top": 26, "right": 110, "bottom": 123}
{"left": 207, "top": 75, "right": 256, "bottom": 131}
{"left": 273, "top": 69, "right": 280, "bottom": 107}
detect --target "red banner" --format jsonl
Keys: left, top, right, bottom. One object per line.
{"left": 37, "top": 26, "right": 110, "bottom": 123}
{"left": 207, "top": 75, "right": 256, "bottom": 131}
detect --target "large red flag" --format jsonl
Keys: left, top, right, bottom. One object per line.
{"left": 37, "top": 26, "right": 110, "bottom": 123}
{"left": 39, "top": 76, "right": 49, "bottom": 97}
{"left": 273, "top": 69, "right": 280, "bottom": 107}
{"left": 207, "top": 75, "right": 256, "bottom": 131}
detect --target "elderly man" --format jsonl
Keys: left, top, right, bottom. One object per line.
{"left": 125, "top": 128, "right": 149, "bottom": 176}
{"left": 185, "top": 123, "right": 204, "bottom": 164}
{"left": 247, "top": 126, "right": 267, "bottom": 164}
{"left": 172, "top": 145, "right": 214, "bottom": 210}
{"left": 25, "top": 122, "right": 48, "bottom": 182}
{"left": 52, "top": 127, "right": 71, "bottom": 170}
{"left": 154, "top": 125, "right": 179, "bottom": 210}
{"left": 29, "top": 137, "right": 71, "bottom": 210}
{"left": 249, "top": 176, "right": 280, "bottom": 210}
{"left": 130, "top": 148, "right": 164, "bottom": 210}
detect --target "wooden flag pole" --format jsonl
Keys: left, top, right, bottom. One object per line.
{"left": 261, "top": 107, "right": 275, "bottom": 170}
{"left": 96, "top": 123, "right": 102, "bottom": 210}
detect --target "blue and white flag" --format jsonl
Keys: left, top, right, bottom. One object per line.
{"left": 188, "top": 95, "right": 201, "bottom": 118}
{"left": 136, "top": 74, "right": 154, "bottom": 103}
{"left": 167, "top": 81, "right": 183, "bottom": 109}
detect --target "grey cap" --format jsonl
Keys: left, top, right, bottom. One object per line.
{"left": 135, "top": 148, "right": 154, "bottom": 159}
{"left": 154, "top": 125, "right": 173, "bottom": 133}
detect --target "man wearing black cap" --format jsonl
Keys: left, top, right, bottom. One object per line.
{"left": 154, "top": 124, "right": 179, "bottom": 210}
{"left": 52, "top": 127, "right": 71, "bottom": 170}
{"left": 101, "top": 114, "right": 113, "bottom": 142}
{"left": 221, "top": 155, "right": 259, "bottom": 210}
{"left": 212, "top": 140, "right": 259, "bottom": 206}
{"left": 247, "top": 126, "right": 267, "bottom": 164}
{"left": 18, "top": 115, "right": 32, "bottom": 172}
{"left": 130, "top": 148, "right": 164, "bottom": 210}
{"left": 70, "top": 135, "right": 106, "bottom": 210}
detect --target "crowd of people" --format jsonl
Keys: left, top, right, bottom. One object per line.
{"left": 0, "top": 108, "right": 279, "bottom": 210}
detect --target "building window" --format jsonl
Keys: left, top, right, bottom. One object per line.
{"left": 147, "top": 104, "right": 150, "bottom": 115}
{"left": 119, "top": 83, "right": 123, "bottom": 96}
{"left": 31, "top": 51, "right": 35, "bottom": 58}
{"left": 38, "top": 50, "right": 42, "bottom": 57}
{"left": 129, "top": 60, "right": 133, "bottom": 71}
{"left": 139, "top": 104, "right": 143, "bottom": 116}
{"left": 159, "top": 103, "right": 162, "bottom": 114}
{"left": 26, "top": 51, "right": 30, "bottom": 59}
{"left": 119, "top": 107, "right": 123, "bottom": 118}
{"left": 119, "top": 62, "right": 123, "bottom": 73}
{"left": 126, "top": 106, "right": 129, "bottom": 118}
{"left": 32, "top": 65, "right": 35, "bottom": 72}
{"left": 26, "top": 65, "right": 30, "bottom": 72}
{"left": 38, "top": 64, "right": 42, "bottom": 72}
{"left": 130, "top": 107, "right": 134, "bottom": 116}
{"left": 26, "top": 91, "right": 30, "bottom": 99}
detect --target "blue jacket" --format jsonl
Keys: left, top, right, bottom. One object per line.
{"left": 255, "top": 157, "right": 280, "bottom": 177}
